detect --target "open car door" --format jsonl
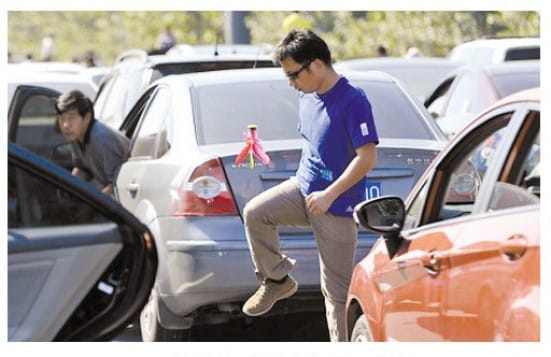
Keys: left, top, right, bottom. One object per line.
{"left": 8, "top": 143, "right": 158, "bottom": 341}
{"left": 8, "top": 85, "right": 75, "bottom": 170}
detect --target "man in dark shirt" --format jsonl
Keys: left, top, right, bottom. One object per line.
{"left": 56, "top": 89, "right": 130, "bottom": 197}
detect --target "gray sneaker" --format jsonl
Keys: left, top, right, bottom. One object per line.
{"left": 242, "top": 275, "right": 298, "bottom": 316}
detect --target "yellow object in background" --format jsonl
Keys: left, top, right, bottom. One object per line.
{"left": 281, "top": 12, "right": 312, "bottom": 32}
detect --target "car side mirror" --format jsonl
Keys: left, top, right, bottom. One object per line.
{"left": 353, "top": 196, "right": 405, "bottom": 258}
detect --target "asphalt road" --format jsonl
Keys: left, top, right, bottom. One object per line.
{"left": 114, "top": 311, "right": 329, "bottom": 342}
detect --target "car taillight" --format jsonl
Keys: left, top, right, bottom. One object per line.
{"left": 172, "top": 158, "right": 238, "bottom": 216}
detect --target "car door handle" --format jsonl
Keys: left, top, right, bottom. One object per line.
{"left": 500, "top": 234, "right": 528, "bottom": 261}
{"left": 127, "top": 182, "right": 140, "bottom": 198}
{"left": 421, "top": 250, "right": 448, "bottom": 276}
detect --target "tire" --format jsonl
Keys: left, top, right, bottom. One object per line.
{"left": 350, "top": 314, "right": 373, "bottom": 342}
{"left": 140, "top": 288, "right": 190, "bottom": 342}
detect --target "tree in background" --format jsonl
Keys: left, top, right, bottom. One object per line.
{"left": 8, "top": 11, "right": 223, "bottom": 64}
{"left": 247, "top": 11, "right": 539, "bottom": 60}
{"left": 8, "top": 11, "right": 539, "bottom": 64}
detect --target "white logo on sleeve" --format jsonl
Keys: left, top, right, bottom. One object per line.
{"left": 360, "top": 122, "right": 369, "bottom": 136}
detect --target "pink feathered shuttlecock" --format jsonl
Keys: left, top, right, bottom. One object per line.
{"left": 235, "top": 124, "right": 271, "bottom": 169}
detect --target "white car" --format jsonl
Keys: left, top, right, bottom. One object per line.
{"left": 424, "top": 61, "right": 540, "bottom": 138}
{"left": 93, "top": 49, "right": 275, "bottom": 130}
{"left": 7, "top": 65, "right": 99, "bottom": 103}
{"left": 448, "top": 37, "right": 540, "bottom": 65}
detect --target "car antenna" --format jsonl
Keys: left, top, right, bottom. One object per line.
{"left": 214, "top": 33, "right": 220, "bottom": 56}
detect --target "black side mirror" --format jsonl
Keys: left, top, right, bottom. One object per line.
{"left": 353, "top": 195, "right": 405, "bottom": 258}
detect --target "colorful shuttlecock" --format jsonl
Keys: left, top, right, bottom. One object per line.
{"left": 235, "top": 124, "right": 271, "bottom": 169}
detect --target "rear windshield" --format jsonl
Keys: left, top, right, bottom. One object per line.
{"left": 491, "top": 71, "right": 540, "bottom": 98}
{"left": 152, "top": 61, "right": 275, "bottom": 83}
{"left": 504, "top": 47, "right": 540, "bottom": 61}
{"left": 194, "top": 79, "right": 435, "bottom": 145}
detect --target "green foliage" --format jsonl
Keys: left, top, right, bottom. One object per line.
{"left": 8, "top": 11, "right": 539, "bottom": 64}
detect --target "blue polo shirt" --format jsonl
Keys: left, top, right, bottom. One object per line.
{"left": 296, "top": 76, "right": 379, "bottom": 216}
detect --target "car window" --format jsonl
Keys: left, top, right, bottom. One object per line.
{"left": 14, "top": 94, "right": 65, "bottom": 160}
{"left": 195, "top": 80, "right": 435, "bottom": 145}
{"left": 444, "top": 72, "right": 477, "bottom": 116}
{"left": 153, "top": 60, "right": 275, "bottom": 81}
{"left": 195, "top": 81, "right": 300, "bottom": 145}
{"left": 406, "top": 111, "right": 513, "bottom": 228}
{"left": 437, "top": 123, "right": 509, "bottom": 220}
{"left": 362, "top": 81, "right": 435, "bottom": 140}
{"left": 404, "top": 181, "right": 429, "bottom": 230}
{"left": 381, "top": 67, "right": 456, "bottom": 101}
{"left": 490, "top": 72, "right": 540, "bottom": 99}
{"left": 488, "top": 114, "right": 540, "bottom": 210}
{"left": 8, "top": 163, "right": 108, "bottom": 228}
{"left": 129, "top": 86, "right": 171, "bottom": 159}
{"left": 504, "top": 47, "right": 540, "bottom": 61}
{"left": 94, "top": 68, "right": 144, "bottom": 130}
{"left": 426, "top": 77, "right": 454, "bottom": 118}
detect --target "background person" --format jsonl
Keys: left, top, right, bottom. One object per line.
{"left": 40, "top": 33, "right": 54, "bottom": 61}
{"left": 376, "top": 45, "right": 388, "bottom": 57}
{"left": 55, "top": 90, "right": 130, "bottom": 197}
{"left": 154, "top": 25, "right": 176, "bottom": 54}
{"left": 404, "top": 46, "right": 422, "bottom": 58}
{"left": 241, "top": 29, "right": 379, "bottom": 341}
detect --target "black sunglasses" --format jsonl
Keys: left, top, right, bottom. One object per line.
{"left": 285, "top": 59, "right": 313, "bottom": 81}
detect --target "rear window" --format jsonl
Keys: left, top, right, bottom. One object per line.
{"left": 504, "top": 47, "right": 540, "bottom": 61}
{"left": 490, "top": 71, "right": 540, "bottom": 98}
{"left": 152, "top": 61, "right": 275, "bottom": 82}
{"left": 194, "top": 79, "right": 435, "bottom": 145}
{"left": 195, "top": 81, "right": 300, "bottom": 145}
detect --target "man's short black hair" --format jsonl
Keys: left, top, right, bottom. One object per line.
{"left": 273, "top": 29, "right": 332, "bottom": 67}
{"left": 55, "top": 89, "right": 94, "bottom": 119}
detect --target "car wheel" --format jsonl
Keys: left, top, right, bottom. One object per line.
{"left": 140, "top": 288, "right": 190, "bottom": 342}
{"left": 350, "top": 314, "right": 373, "bottom": 342}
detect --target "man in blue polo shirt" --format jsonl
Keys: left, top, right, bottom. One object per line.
{"left": 242, "top": 29, "right": 379, "bottom": 341}
{"left": 56, "top": 89, "right": 129, "bottom": 197}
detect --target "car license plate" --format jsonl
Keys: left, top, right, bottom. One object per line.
{"left": 366, "top": 181, "right": 382, "bottom": 199}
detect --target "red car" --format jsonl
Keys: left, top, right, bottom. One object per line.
{"left": 346, "top": 88, "right": 540, "bottom": 341}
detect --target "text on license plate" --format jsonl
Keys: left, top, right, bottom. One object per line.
{"left": 365, "top": 181, "right": 382, "bottom": 199}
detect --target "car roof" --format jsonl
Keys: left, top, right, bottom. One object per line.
{"left": 451, "top": 37, "right": 540, "bottom": 50}
{"left": 7, "top": 61, "right": 88, "bottom": 74}
{"left": 448, "top": 37, "right": 540, "bottom": 64}
{"left": 6, "top": 70, "right": 98, "bottom": 101}
{"left": 335, "top": 56, "right": 464, "bottom": 69}
{"left": 166, "top": 43, "right": 274, "bottom": 57}
{"left": 156, "top": 67, "right": 397, "bottom": 87}
{"left": 112, "top": 48, "right": 273, "bottom": 68}
{"left": 447, "top": 60, "right": 540, "bottom": 77}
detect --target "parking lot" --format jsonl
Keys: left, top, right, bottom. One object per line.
{"left": 7, "top": 11, "right": 541, "bottom": 343}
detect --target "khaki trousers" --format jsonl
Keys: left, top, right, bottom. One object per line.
{"left": 243, "top": 178, "right": 357, "bottom": 342}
